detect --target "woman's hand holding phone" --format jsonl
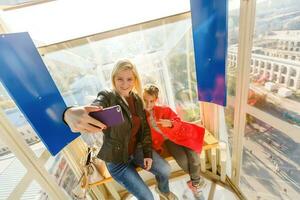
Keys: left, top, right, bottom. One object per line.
{"left": 89, "top": 105, "right": 124, "bottom": 127}
{"left": 64, "top": 105, "right": 107, "bottom": 133}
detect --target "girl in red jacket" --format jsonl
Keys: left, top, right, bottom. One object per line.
{"left": 143, "top": 84, "right": 206, "bottom": 199}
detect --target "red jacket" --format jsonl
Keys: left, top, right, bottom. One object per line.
{"left": 146, "top": 106, "right": 205, "bottom": 153}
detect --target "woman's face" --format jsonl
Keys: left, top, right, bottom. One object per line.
{"left": 143, "top": 92, "right": 157, "bottom": 111}
{"left": 114, "top": 69, "right": 135, "bottom": 97}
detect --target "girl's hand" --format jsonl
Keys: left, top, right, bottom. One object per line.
{"left": 143, "top": 158, "right": 153, "bottom": 170}
{"left": 157, "top": 119, "right": 173, "bottom": 128}
{"left": 64, "top": 105, "right": 107, "bottom": 133}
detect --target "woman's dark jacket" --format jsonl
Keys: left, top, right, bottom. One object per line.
{"left": 91, "top": 89, "right": 152, "bottom": 163}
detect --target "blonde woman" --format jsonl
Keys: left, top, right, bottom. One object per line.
{"left": 63, "top": 59, "right": 177, "bottom": 200}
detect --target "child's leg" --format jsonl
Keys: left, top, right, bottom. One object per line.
{"left": 164, "top": 140, "right": 190, "bottom": 174}
{"left": 184, "top": 148, "right": 201, "bottom": 185}
{"left": 184, "top": 149, "right": 206, "bottom": 199}
{"left": 164, "top": 140, "right": 201, "bottom": 185}
{"left": 165, "top": 140, "right": 205, "bottom": 198}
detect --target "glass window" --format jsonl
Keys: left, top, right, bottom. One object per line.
{"left": 241, "top": 114, "right": 300, "bottom": 199}
{"left": 248, "top": 0, "right": 300, "bottom": 128}
{"left": 21, "top": 180, "right": 50, "bottom": 200}
{"left": 0, "top": 144, "right": 27, "bottom": 199}
{"left": 227, "top": 0, "right": 240, "bottom": 98}
{"left": 0, "top": 83, "right": 48, "bottom": 158}
{"left": 224, "top": 106, "right": 235, "bottom": 156}
{"left": 41, "top": 15, "right": 200, "bottom": 122}
{"left": 45, "top": 153, "right": 78, "bottom": 198}
{"left": 224, "top": 0, "right": 240, "bottom": 178}
{"left": 165, "top": 24, "right": 200, "bottom": 121}
{"left": 0, "top": 83, "right": 75, "bottom": 198}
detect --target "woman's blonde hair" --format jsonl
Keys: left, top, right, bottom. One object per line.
{"left": 111, "top": 59, "right": 142, "bottom": 97}
{"left": 143, "top": 84, "right": 160, "bottom": 99}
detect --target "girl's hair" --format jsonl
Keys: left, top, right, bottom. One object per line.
{"left": 143, "top": 84, "right": 160, "bottom": 99}
{"left": 111, "top": 59, "right": 142, "bottom": 97}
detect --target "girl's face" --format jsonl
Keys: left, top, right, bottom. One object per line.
{"left": 114, "top": 69, "right": 135, "bottom": 97}
{"left": 143, "top": 92, "right": 157, "bottom": 111}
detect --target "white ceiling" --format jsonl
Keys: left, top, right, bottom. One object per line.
{"left": 0, "top": 0, "right": 190, "bottom": 46}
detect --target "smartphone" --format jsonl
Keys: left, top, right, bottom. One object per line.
{"left": 89, "top": 105, "right": 124, "bottom": 127}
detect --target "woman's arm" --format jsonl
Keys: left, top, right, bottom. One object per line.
{"left": 63, "top": 106, "right": 106, "bottom": 133}
{"left": 140, "top": 110, "right": 153, "bottom": 159}
{"left": 63, "top": 91, "right": 111, "bottom": 133}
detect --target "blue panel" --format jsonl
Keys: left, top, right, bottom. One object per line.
{"left": 190, "top": 0, "right": 228, "bottom": 106}
{"left": 0, "top": 32, "right": 79, "bottom": 155}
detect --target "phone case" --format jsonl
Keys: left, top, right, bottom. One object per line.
{"left": 89, "top": 105, "right": 124, "bottom": 127}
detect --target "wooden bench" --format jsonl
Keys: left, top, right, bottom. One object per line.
{"left": 92, "top": 130, "right": 220, "bottom": 186}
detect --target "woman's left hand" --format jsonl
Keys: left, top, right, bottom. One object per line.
{"left": 143, "top": 158, "right": 153, "bottom": 170}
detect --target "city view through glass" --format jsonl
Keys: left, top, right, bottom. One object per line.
{"left": 226, "top": 0, "right": 300, "bottom": 199}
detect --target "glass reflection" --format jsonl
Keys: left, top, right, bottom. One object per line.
{"left": 241, "top": 114, "right": 300, "bottom": 199}
{"left": 227, "top": 0, "right": 240, "bottom": 97}
{"left": 42, "top": 17, "right": 200, "bottom": 122}
{"left": 247, "top": 0, "right": 300, "bottom": 128}
{"left": 0, "top": 145, "right": 27, "bottom": 199}
{"left": 45, "top": 153, "right": 77, "bottom": 199}
{"left": 225, "top": 106, "right": 234, "bottom": 156}
{"left": 21, "top": 181, "right": 50, "bottom": 200}
{"left": 0, "top": 83, "right": 48, "bottom": 158}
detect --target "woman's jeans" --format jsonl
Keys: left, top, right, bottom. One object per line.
{"left": 106, "top": 148, "right": 171, "bottom": 200}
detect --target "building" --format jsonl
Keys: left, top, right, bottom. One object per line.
{"left": 228, "top": 31, "right": 300, "bottom": 91}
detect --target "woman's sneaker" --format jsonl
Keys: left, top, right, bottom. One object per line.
{"left": 155, "top": 186, "right": 178, "bottom": 200}
{"left": 187, "top": 179, "right": 206, "bottom": 199}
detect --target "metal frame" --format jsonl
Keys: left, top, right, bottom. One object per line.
{"left": 247, "top": 105, "right": 300, "bottom": 141}
{"left": 0, "top": 109, "right": 68, "bottom": 199}
{"left": 231, "top": 0, "right": 256, "bottom": 185}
